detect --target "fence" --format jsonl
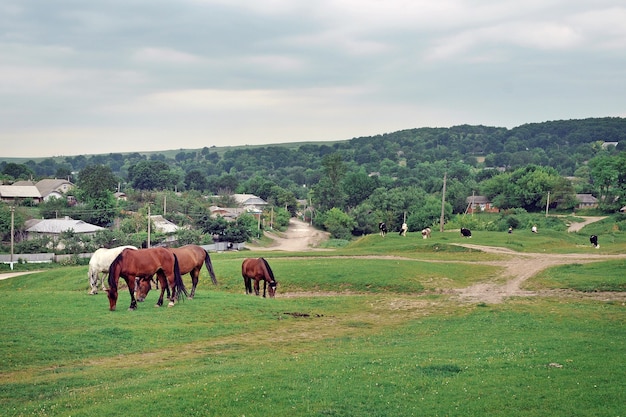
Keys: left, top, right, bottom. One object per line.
{"left": 0, "top": 242, "right": 246, "bottom": 266}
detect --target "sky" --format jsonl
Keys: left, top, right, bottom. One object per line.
{"left": 1, "top": 0, "right": 625, "bottom": 159}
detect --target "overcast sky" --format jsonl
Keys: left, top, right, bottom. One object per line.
{"left": 2, "top": 0, "right": 625, "bottom": 158}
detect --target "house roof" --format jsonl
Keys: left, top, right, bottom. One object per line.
{"left": 0, "top": 185, "right": 42, "bottom": 198}
{"left": 232, "top": 193, "right": 268, "bottom": 206}
{"left": 35, "top": 179, "right": 74, "bottom": 197}
{"left": 149, "top": 215, "right": 179, "bottom": 233}
{"left": 466, "top": 195, "right": 491, "bottom": 204}
{"left": 576, "top": 194, "right": 598, "bottom": 204}
{"left": 25, "top": 217, "right": 104, "bottom": 234}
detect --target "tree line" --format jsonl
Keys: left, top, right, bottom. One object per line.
{"left": 1, "top": 117, "right": 625, "bottom": 242}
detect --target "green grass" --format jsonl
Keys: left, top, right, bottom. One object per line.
{"left": 529, "top": 259, "right": 626, "bottom": 292}
{"left": 1, "top": 227, "right": 626, "bottom": 416}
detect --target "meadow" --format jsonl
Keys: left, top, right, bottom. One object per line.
{"left": 1, "top": 223, "right": 625, "bottom": 417}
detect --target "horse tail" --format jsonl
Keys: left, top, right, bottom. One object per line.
{"left": 173, "top": 254, "right": 188, "bottom": 299}
{"left": 260, "top": 257, "right": 275, "bottom": 283}
{"left": 107, "top": 253, "right": 122, "bottom": 291}
{"left": 204, "top": 250, "right": 218, "bottom": 285}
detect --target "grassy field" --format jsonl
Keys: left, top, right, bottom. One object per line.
{"left": 1, "top": 226, "right": 625, "bottom": 416}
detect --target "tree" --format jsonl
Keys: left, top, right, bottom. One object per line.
{"left": 77, "top": 165, "right": 118, "bottom": 199}
{"left": 312, "top": 153, "right": 347, "bottom": 211}
{"left": 2, "top": 163, "right": 34, "bottom": 181}
{"left": 184, "top": 169, "right": 209, "bottom": 191}
{"left": 342, "top": 171, "right": 379, "bottom": 209}
{"left": 323, "top": 207, "right": 356, "bottom": 240}
{"left": 128, "top": 161, "right": 178, "bottom": 190}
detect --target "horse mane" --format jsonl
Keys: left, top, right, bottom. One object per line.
{"left": 107, "top": 252, "right": 124, "bottom": 291}
{"left": 260, "top": 257, "right": 275, "bottom": 282}
{"left": 203, "top": 249, "right": 218, "bottom": 285}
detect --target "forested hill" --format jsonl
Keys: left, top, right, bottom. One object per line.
{"left": 2, "top": 117, "right": 625, "bottom": 190}
{"left": 344, "top": 117, "right": 625, "bottom": 172}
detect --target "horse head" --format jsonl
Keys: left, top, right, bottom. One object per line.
{"left": 268, "top": 280, "right": 278, "bottom": 298}
{"left": 134, "top": 276, "right": 155, "bottom": 302}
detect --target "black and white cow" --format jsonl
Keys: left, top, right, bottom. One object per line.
{"left": 590, "top": 235, "right": 599, "bottom": 248}
{"left": 379, "top": 222, "right": 387, "bottom": 237}
{"left": 460, "top": 227, "right": 472, "bottom": 238}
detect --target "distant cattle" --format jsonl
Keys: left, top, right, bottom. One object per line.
{"left": 590, "top": 235, "right": 599, "bottom": 248}
{"left": 460, "top": 228, "right": 472, "bottom": 238}
{"left": 421, "top": 228, "right": 432, "bottom": 239}
{"left": 379, "top": 222, "right": 387, "bottom": 237}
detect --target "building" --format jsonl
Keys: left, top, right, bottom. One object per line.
{"left": 24, "top": 217, "right": 104, "bottom": 241}
{"left": 466, "top": 195, "right": 499, "bottom": 214}
{"left": 232, "top": 194, "right": 269, "bottom": 211}
{"left": 0, "top": 185, "right": 42, "bottom": 204}
{"left": 575, "top": 194, "right": 598, "bottom": 209}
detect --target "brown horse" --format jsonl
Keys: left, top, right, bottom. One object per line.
{"left": 107, "top": 247, "right": 187, "bottom": 311}
{"left": 242, "top": 257, "right": 277, "bottom": 298}
{"left": 135, "top": 245, "right": 217, "bottom": 302}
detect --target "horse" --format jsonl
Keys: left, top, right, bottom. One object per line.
{"left": 88, "top": 245, "right": 137, "bottom": 294}
{"left": 135, "top": 245, "right": 217, "bottom": 302}
{"left": 460, "top": 228, "right": 472, "bottom": 238}
{"left": 379, "top": 222, "right": 387, "bottom": 237}
{"left": 107, "top": 247, "right": 187, "bottom": 311}
{"left": 421, "top": 227, "right": 432, "bottom": 239}
{"left": 242, "top": 257, "right": 277, "bottom": 298}
{"left": 590, "top": 235, "right": 599, "bottom": 248}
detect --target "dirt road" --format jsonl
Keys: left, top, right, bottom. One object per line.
{"left": 253, "top": 218, "right": 331, "bottom": 252}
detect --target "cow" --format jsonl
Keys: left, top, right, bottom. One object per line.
{"left": 460, "top": 228, "right": 472, "bottom": 238}
{"left": 590, "top": 235, "right": 599, "bottom": 248}
{"left": 421, "top": 228, "right": 432, "bottom": 239}
{"left": 379, "top": 222, "right": 387, "bottom": 237}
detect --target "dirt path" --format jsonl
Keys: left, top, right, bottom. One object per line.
{"left": 452, "top": 243, "right": 626, "bottom": 303}
{"left": 566, "top": 215, "right": 607, "bottom": 232}
{"left": 252, "top": 218, "right": 331, "bottom": 252}
{"left": 250, "top": 215, "right": 625, "bottom": 304}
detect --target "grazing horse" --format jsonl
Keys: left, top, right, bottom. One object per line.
{"left": 135, "top": 245, "right": 217, "bottom": 302}
{"left": 460, "top": 228, "right": 472, "bottom": 238}
{"left": 590, "top": 235, "right": 599, "bottom": 248}
{"left": 88, "top": 245, "right": 137, "bottom": 294}
{"left": 107, "top": 247, "right": 187, "bottom": 311}
{"left": 242, "top": 257, "right": 277, "bottom": 298}
{"left": 421, "top": 228, "right": 432, "bottom": 239}
{"left": 379, "top": 222, "right": 387, "bottom": 237}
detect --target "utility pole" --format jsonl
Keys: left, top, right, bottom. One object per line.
{"left": 439, "top": 172, "right": 447, "bottom": 232}
{"left": 10, "top": 206, "right": 15, "bottom": 270}
{"left": 545, "top": 191, "right": 550, "bottom": 217}
{"left": 147, "top": 204, "right": 151, "bottom": 248}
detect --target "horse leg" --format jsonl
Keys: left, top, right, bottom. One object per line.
{"left": 126, "top": 276, "right": 138, "bottom": 311}
{"left": 166, "top": 273, "right": 177, "bottom": 308}
{"left": 155, "top": 273, "right": 167, "bottom": 307}
{"left": 262, "top": 280, "right": 267, "bottom": 298}
{"left": 189, "top": 269, "right": 199, "bottom": 299}
{"left": 88, "top": 270, "right": 98, "bottom": 295}
{"left": 253, "top": 279, "right": 260, "bottom": 296}
{"left": 100, "top": 271, "right": 107, "bottom": 291}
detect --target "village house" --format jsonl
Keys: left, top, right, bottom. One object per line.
{"left": 575, "top": 194, "right": 598, "bottom": 209}
{"left": 24, "top": 217, "right": 104, "bottom": 241}
{"left": 0, "top": 185, "right": 42, "bottom": 204}
{"left": 466, "top": 195, "right": 499, "bottom": 214}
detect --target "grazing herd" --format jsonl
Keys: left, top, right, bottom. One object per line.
{"left": 92, "top": 243, "right": 278, "bottom": 311}
{"left": 91, "top": 224, "right": 602, "bottom": 311}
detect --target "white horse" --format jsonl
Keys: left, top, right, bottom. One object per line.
{"left": 88, "top": 245, "right": 138, "bottom": 294}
